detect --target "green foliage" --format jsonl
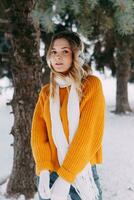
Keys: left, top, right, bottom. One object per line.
{"left": 32, "top": 0, "right": 134, "bottom": 36}
{"left": 40, "top": 8, "right": 56, "bottom": 32}
{"left": 32, "top": 0, "right": 99, "bottom": 34}
{"left": 54, "top": 0, "right": 67, "bottom": 14}
{"left": 111, "top": 0, "right": 134, "bottom": 35}
{"left": 32, "top": 3, "right": 55, "bottom": 32}
{"left": 86, "top": 0, "right": 99, "bottom": 10}
{"left": 69, "top": 0, "right": 81, "bottom": 15}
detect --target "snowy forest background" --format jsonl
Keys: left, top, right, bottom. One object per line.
{"left": 0, "top": 0, "right": 134, "bottom": 200}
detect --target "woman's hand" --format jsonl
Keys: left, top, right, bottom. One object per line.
{"left": 51, "top": 176, "right": 70, "bottom": 200}
{"left": 38, "top": 170, "right": 51, "bottom": 199}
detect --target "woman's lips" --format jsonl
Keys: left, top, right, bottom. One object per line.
{"left": 55, "top": 63, "right": 63, "bottom": 65}
{"left": 55, "top": 63, "right": 63, "bottom": 67}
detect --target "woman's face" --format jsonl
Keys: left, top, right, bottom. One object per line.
{"left": 50, "top": 38, "right": 73, "bottom": 73}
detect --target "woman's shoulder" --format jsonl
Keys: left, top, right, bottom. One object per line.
{"left": 82, "top": 74, "right": 102, "bottom": 90}
{"left": 81, "top": 75, "right": 104, "bottom": 104}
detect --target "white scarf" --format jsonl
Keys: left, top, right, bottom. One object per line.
{"left": 50, "top": 75, "right": 99, "bottom": 200}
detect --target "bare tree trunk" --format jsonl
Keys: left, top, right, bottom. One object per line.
{"left": 115, "top": 39, "right": 132, "bottom": 114}
{"left": 6, "top": 1, "right": 42, "bottom": 199}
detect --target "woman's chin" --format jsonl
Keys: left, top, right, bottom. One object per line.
{"left": 53, "top": 67, "right": 65, "bottom": 73}
{"left": 53, "top": 66, "right": 71, "bottom": 74}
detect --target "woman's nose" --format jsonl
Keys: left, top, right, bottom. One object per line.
{"left": 56, "top": 53, "right": 62, "bottom": 59}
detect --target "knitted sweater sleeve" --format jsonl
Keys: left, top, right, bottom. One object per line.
{"left": 57, "top": 77, "right": 105, "bottom": 183}
{"left": 31, "top": 87, "right": 53, "bottom": 175}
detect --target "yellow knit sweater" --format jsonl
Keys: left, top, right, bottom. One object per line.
{"left": 31, "top": 75, "right": 105, "bottom": 183}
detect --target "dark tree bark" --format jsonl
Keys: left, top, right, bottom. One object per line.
{"left": 6, "top": 1, "right": 42, "bottom": 199}
{"left": 115, "top": 38, "right": 132, "bottom": 114}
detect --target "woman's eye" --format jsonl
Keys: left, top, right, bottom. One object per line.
{"left": 63, "top": 50, "right": 69, "bottom": 54}
{"left": 51, "top": 51, "right": 56, "bottom": 55}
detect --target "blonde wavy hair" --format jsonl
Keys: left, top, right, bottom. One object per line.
{"left": 46, "top": 31, "right": 91, "bottom": 100}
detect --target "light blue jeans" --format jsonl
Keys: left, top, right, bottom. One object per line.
{"left": 36, "top": 165, "right": 102, "bottom": 200}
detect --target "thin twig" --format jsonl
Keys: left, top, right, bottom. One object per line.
{"left": 0, "top": 175, "right": 10, "bottom": 186}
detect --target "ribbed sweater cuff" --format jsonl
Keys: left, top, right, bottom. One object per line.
{"left": 36, "top": 161, "right": 54, "bottom": 175}
{"left": 57, "top": 166, "right": 76, "bottom": 183}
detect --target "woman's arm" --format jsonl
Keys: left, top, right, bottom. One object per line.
{"left": 31, "top": 88, "right": 53, "bottom": 175}
{"left": 57, "top": 77, "right": 105, "bottom": 183}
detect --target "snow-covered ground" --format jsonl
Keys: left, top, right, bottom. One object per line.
{"left": 0, "top": 71, "right": 134, "bottom": 200}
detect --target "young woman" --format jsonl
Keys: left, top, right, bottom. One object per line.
{"left": 31, "top": 31, "right": 105, "bottom": 200}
